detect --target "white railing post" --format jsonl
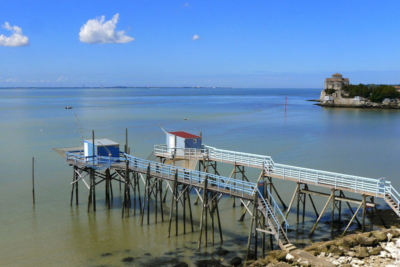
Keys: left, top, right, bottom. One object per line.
{"left": 335, "top": 175, "right": 337, "bottom": 189}
{"left": 355, "top": 178, "right": 357, "bottom": 193}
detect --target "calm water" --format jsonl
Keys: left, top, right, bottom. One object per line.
{"left": 1, "top": 88, "right": 400, "bottom": 266}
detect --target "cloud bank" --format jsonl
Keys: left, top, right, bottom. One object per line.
{"left": 0, "top": 22, "right": 29, "bottom": 47}
{"left": 79, "top": 13, "right": 134, "bottom": 44}
{"left": 192, "top": 34, "right": 200, "bottom": 40}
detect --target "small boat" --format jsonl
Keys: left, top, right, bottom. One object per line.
{"left": 65, "top": 106, "right": 73, "bottom": 109}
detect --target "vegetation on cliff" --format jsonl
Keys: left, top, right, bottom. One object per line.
{"left": 341, "top": 84, "right": 400, "bottom": 103}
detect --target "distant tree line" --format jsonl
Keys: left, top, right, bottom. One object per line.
{"left": 326, "top": 84, "right": 400, "bottom": 103}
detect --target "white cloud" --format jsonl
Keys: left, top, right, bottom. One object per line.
{"left": 56, "top": 76, "right": 69, "bottom": 82}
{"left": 183, "top": 3, "right": 189, "bottom": 7}
{"left": 192, "top": 34, "right": 200, "bottom": 40}
{"left": 79, "top": 13, "right": 134, "bottom": 44}
{"left": 0, "top": 22, "right": 29, "bottom": 47}
{"left": 5, "top": 78, "right": 19, "bottom": 82}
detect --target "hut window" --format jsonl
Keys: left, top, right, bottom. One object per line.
{"left": 193, "top": 139, "right": 197, "bottom": 143}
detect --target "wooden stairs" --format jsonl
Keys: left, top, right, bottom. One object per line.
{"left": 257, "top": 198, "right": 296, "bottom": 252}
{"left": 385, "top": 194, "right": 399, "bottom": 216}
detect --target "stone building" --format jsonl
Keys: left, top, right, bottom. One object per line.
{"left": 324, "top": 73, "right": 349, "bottom": 98}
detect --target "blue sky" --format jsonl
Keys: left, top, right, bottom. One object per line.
{"left": 1, "top": 0, "right": 399, "bottom": 88}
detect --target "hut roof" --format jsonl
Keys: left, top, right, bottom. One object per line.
{"left": 169, "top": 131, "right": 201, "bottom": 139}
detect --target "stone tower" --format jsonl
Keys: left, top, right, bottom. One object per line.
{"left": 324, "top": 73, "right": 349, "bottom": 98}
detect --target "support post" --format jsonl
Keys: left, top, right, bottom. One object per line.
{"left": 92, "top": 130, "right": 96, "bottom": 212}
{"left": 32, "top": 157, "right": 35, "bottom": 205}
{"left": 309, "top": 189, "right": 335, "bottom": 235}
{"left": 285, "top": 183, "right": 300, "bottom": 219}
{"left": 198, "top": 175, "right": 208, "bottom": 248}
{"left": 75, "top": 166, "right": 78, "bottom": 205}
{"left": 168, "top": 172, "right": 178, "bottom": 238}
{"left": 246, "top": 192, "right": 258, "bottom": 261}
{"left": 374, "top": 205, "right": 388, "bottom": 229}
{"left": 331, "top": 193, "right": 335, "bottom": 232}
{"left": 362, "top": 194, "right": 366, "bottom": 232}
{"left": 342, "top": 200, "right": 364, "bottom": 236}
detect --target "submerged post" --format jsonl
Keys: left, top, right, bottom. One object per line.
{"left": 92, "top": 130, "right": 96, "bottom": 212}
{"left": 32, "top": 157, "right": 35, "bottom": 205}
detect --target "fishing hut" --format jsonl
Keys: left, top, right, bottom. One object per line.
{"left": 56, "top": 127, "right": 400, "bottom": 262}
{"left": 166, "top": 131, "right": 202, "bottom": 157}
{"left": 84, "top": 139, "right": 120, "bottom": 161}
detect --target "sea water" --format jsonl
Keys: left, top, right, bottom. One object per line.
{"left": 1, "top": 87, "right": 399, "bottom": 266}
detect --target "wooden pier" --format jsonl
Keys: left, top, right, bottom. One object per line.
{"left": 56, "top": 130, "right": 400, "bottom": 263}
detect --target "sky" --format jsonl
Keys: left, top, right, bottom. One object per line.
{"left": 0, "top": 0, "right": 399, "bottom": 88}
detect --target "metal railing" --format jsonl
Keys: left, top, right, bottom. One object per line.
{"left": 154, "top": 144, "right": 275, "bottom": 172}
{"left": 154, "top": 145, "right": 205, "bottom": 160}
{"left": 204, "top": 145, "right": 275, "bottom": 172}
{"left": 154, "top": 144, "right": 400, "bottom": 216}
{"left": 273, "top": 163, "right": 386, "bottom": 196}
{"left": 123, "top": 152, "right": 288, "bottom": 235}
{"left": 385, "top": 182, "right": 400, "bottom": 215}
{"left": 65, "top": 149, "right": 289, "bottom": 231}
{"left": 257, "top": 188, "right": 288, "bottom": 239}
{"left": 65, "top": 150, "right": 124, "bottom": 169}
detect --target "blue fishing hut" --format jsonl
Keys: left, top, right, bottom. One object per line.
{"left": 84, "top": 139, "right": 120, "bottom": 159}
{"left": 166, "top": 131, "right": 202, "bottom": 153}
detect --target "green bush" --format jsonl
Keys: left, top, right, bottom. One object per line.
{"left": 324, "top": 89, "right": 336, "bottom": 95}
{"left": 369, "top": 85, "right": 400, "bottom": 103}
{"left": 342, "top": 84, "right": 371, "bottom": 98}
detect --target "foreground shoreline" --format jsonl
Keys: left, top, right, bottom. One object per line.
{"left": 247, "top": 227, "right": 400, "bottom": 267}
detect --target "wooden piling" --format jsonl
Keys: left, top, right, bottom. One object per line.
{"left": 309, "top": 189, "right": 335, "bottom": 235}
{"left": 198, "top": 175, "right": 208, "bottom": 248}
{"left": 187, "top": 187, "right": 194, "bottom": 232}
{"left": 159, "top": 179, "right": 164, "bottom": 221}
{"left": 92, "top": 130, "right": 96, "bottom": 212}
{"left": 285, "top": 183, "right": 300, "bottom": 219}
{"left": 32, "top": 157, "right": 35, "bottom": 205}
{"left": 168, "top": 172, "right": 178, "bottom": 238}
{"left": 246, "top": 192, "right": 258, "bottom": 261}
{"left": 87, "top": 169, "right": 93, "bottom": 212}
{"left": 70, "top": 163, "right": 74, "bottom": 206}
{"left": 342, "top": 200, "right": 364, "bottom": 236}
{"left": 175, "top": 179, "right": 178, "bottom": 236}
{"left": 183, "top": 185, "right": 186, "bottom": 234}
{"left": 362, "top": 194, "right": 366, "bottom": 232}
{"left": 331, "top": 193, "right": 335, "bottom": 232}
{"left": 75, "top": 166, "right": 78, "bottom": 205}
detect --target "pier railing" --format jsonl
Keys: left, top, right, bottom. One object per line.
{"left": 273, "top": 163, "right": 386, "bottom": 197}
{"left": 204, "top": 145, "right": 275, "bottom": 173}
{"left": 154, "top": 145, "right": 205, "bottom": 160}
{"left": 124, "top": 152, "right": 288, "bottom": 234}
{"left": 154, "top": 144, "right": 276, "bottom": 172}
{"left": 65, "top": 150, "right": 123, "bottom": 169}
{"left": 65, "top": 149, "right": 289, "bottom": 230}
{"left": 154, "top": 144, "right": 400, "bottom": 216}
{"left": 385, "top": 181, "right": 400, "bottom": 215}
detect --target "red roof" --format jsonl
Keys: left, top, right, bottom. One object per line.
{"left": 169, "top": 131, "right": 201, "bottom": 139}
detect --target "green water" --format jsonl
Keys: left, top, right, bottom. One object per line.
{"left": 1, "top": 88, "right": 400, "bottom": 266}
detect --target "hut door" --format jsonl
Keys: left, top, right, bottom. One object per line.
{"left": 168, "top": 135, "right": 175, "bottom": 154}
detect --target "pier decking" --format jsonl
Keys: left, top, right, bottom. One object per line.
{"left": 57, "top": 134, "right": 400, "bottom": 261}
{"left": 154, "top": 144, "right": 400, "bottom": 217}
{"left": 64, "top": 146, "right": 295, "bottom": 256}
